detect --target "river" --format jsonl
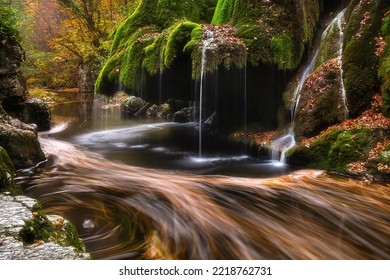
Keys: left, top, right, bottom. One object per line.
{"left": 15, "top": 96, "right": 390, "bottom": 260}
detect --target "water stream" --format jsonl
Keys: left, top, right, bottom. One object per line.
{"left": 271, "top": 9, "right": 348, "bottom": 163}
{"left": 15, "top": 99, "right": 390, "bottom": 260}
{"left": 198, "top": 30, "right": 215, "bottom": 158}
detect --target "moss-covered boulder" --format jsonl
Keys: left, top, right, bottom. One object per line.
{"left": 343, "top": 0, "right": 389, "bottom": 117}
{"left": 286, "top": 127, "right": 386, "bottom": 173}
{"left": 120, "top": 96, "right": 148, "bottom": 117}
{"left": 294, "top": 59, "right": 346, "bottom": 138}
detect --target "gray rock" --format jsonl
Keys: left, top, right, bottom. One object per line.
{"left": 0, "top": 193, "right": 90, "bottom": 260}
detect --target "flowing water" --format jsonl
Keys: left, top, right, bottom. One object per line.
{"left": 271, "top": 9, "right": 348, "bottom": 163}
{"left": 15, "top": 99, "right": 390, "bottom": 260}
{"left": 336, "top": 10, "right": 349, "bottom": 119}
{"left": 198, "top": 30, "right": 215, "bottom": 158}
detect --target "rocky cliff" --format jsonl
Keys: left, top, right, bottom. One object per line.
{"left": 0, "top": 33, "right": 50, "bottom": 173}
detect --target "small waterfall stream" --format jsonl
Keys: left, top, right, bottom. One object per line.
{"left": 337, "top": 10, "right": 349, "bottom": 119}
{"left": 198, "top": 30, "right": 215, "bottom": 158}
{"left": 271, "top": 9, "right": 348, "bottom": 164}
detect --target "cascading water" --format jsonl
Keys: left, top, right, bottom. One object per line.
{"left": 198, "top": 30, "right": 215, "bottom": 158}
{"left": 271, "top": 9, "right": 348, "bottom": 164}
{"left": 337, "top": 10, "right": 349, "bottom": 119}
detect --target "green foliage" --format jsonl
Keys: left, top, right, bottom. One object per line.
{"left": 0, "top": 1, "right": 19, "bottom": 40}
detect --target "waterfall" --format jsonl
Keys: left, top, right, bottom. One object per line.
{"left": 198, "top": 30, "right": 215, "bottom": 158}
{"left": 337, "top": 10, "right": 349, "bottom": 119}
{"left": 271, "top": 10, "right": 347, "bottom": 164}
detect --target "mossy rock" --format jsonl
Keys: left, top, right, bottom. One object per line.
{"left": 120, "top": 96, "right": 147, "bottom": 117}
{"left": 294, "top": 58, "right": 346, "bottom": 139}
{"left": 379, "top": 144, "right": 390, "bottom": 165}
{"left": 286, "top": 128, "right": 382, "bottom": 173}
{"left": 343, "top": 0, "right": 388, "bottom": 117}
{"left": 0, "top": 123, "right": 46, "bottom": 169}
{"left": 378, "top": 11, "right": 390, "bottom": 117}
{"left": 19, "top": 208, "right": 86, "bottom": 253}
{"left": 0, "top": 146, "right": 14, "bottom": 191}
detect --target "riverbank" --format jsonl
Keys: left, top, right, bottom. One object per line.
{"left": 230, "top": 95, "right": 390, "bottom": 183}
{"left": 0, "top": 192, "right": 90, "bottom": 260}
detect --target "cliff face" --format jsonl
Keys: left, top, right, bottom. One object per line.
{"left": 0, "top": 33, "right": 48, "bottom": 173}
{"left": 0, "top": 33, "right": 27, "bottom": 116}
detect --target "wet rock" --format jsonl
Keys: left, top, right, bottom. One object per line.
{"left": 0, "top": 33, "right": 27, "bottom": 117}
{"left": 173, "top": 107, "right": 194, "bottom": 123}
{"left": 146, "top": 104, "right": 159, "bottom": 118}
{"left": 121, "top": 96, "right": 147, "bottom": 117}
{"left": 0, "top": 120, "right": 45, "bottom": 170}
{"left": 23, "top": 98, "right": 51, "bottom": 131}
{"left": 0, "top": 193, "right": 90, "bottom": 260}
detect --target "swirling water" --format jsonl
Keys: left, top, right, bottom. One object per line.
{"left": 16, "top": 100, "right": 390, "bottom": 260}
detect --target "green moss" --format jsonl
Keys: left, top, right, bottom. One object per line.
{"left": 97, "top": 0, "right": 321, "bottom": 94}
{"left": 95, "top": 52, "right": 124, "bottom": 95}
{"left": 287, "top": 128, "right": 381, "bottom": 173}
{"left": 0, "top": 146, "right": 14, "bottom": 189}
{"left": 212, "top": 0, "right": 236, "bottom": 25}
{"left": 315, "top": 22, "right": 341, "bottom": 68}
{"left": 164, "top": 21, "right": 201, "bottom": 68}
{"left": 19, "top": 208, "right": 86, "bottom": 253}
{"left": 110, "top": 0, "right": 158, "bottom": 54}
{"left": 287, "top": 129, "right": 343, "bottom": 170}
{"left": 216, "top": 0, "right": 320, "bottom": 70}
{"left": 328, "top": 129, "right": 373, "bottom": 172}
{"left": 270, "top": 34, "right": 294, "bottom": 70}
{"left": 0, "top": 146, "right": 21, "bottom": 194}
{"left": 19, "top": 210, "right": 55, "bottom": 244}
{"left": 379, "top": 12, "right": 390, "bottom": 117}
{"left": 343, "top": 0, "right": 388, "bottom": 117}
{"left": 143, "top": 30, "right": 170, "bottom": 75}
{"left": 156, "top": 0, "right": 216, "bottom": 28}
{"left": 379, "top": 144, "right": 390, "bottom": 165}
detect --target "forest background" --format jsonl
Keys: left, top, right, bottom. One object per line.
{"left": 0, "top": 0, "right": 140, "bottom": 91}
